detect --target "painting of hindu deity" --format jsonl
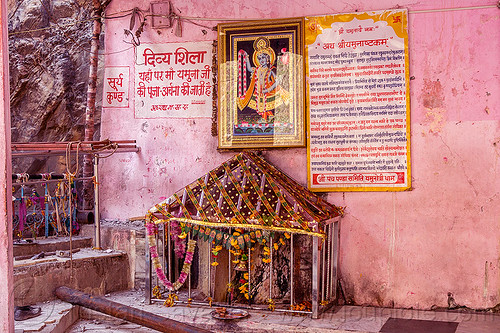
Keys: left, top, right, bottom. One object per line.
{"left": 218, "top": 18, "right": 305, "bottom": 149}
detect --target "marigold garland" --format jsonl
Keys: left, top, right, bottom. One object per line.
{"left": 152, "top": 286, "right": 162, "bottom": 299}
{"left": 146, "top": 218, "right": 196, "bottom": 291}
{"left": 151, "top": 216, "right": 326, "bottom": 239}
{"left": 268, "top": 298, "right": 276, "bottom": 311}
{"left": 163, "top": 293, "right": 179, "bottom": 307}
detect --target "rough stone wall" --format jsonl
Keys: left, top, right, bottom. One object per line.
{"left": 8, "top": 0, "right": 101, "bottom": 174}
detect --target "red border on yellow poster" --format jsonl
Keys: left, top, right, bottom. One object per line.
{"left": 305, "top": 9, "right": 411, "bottom": 192}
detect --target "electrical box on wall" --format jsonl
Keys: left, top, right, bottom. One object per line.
{"left": 150, "top": 1, "right": 173, "bottom": 28}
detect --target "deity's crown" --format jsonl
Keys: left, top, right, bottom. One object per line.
{"left": 253, "top": 37, "right": 276, "bottom": 66}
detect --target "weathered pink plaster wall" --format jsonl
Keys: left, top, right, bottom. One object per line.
{"left": 100, "top": 0, "right": 500, "bottom": 310}
{"left": 0, "top": 0, "right": 14, "bottom": 330}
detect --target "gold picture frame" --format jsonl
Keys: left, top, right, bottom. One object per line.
{"left": 217, "top": 18, "right": 305, "bottom": 149}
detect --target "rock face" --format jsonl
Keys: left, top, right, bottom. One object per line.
{"left": 8, "top": 0, "right": 102, "bottom": 174}
{"left": 250, "top": 235, "right": 312, "bottom": 306}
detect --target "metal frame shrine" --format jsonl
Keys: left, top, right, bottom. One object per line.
{"left": 145, "top": 152, "right": 342, "bottom": 318}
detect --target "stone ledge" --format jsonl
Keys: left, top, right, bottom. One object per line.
{"left": 14, "top": 236, "right": 93, "bottom": 258}
{"left": 14, "top": 249, "right": 130, "bottom": 306}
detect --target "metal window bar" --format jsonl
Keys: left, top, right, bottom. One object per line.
{"left": 248, "top": 246, "right": 251, "bottom": 305}
{"left": 326, "top": 222, "right": 332, "bottom": 299}
{"left": 155, "top": 223, "right": 160, "bottom": 295}
{"left": 145, "top": 230, "right": 152, "bottom": 304}
{"left": 329, "top": 221, "right": 334, "bottom": 300}
{"left": 312, "top": 235, "right": 320, "bottom": 318}
{"left": 332, "top": 219, "right": 340, "bottom": 300}
{"left": 321, "top": 226, "right": 327, "bottom": 303}
{"left": 166, "top": 222, "right": 170, "bottom": 294}
{"left": 228, "top": 227, "right": 232, "bottom": 305}
{"left": 197, "top": 174, "right": 211, "bottom": 301}
{"left": 188, "top": 230, "right": 192, "bottom": 300}
{"left": 148, "top": 227, "right": 340, "bottom": 317}
{"left": 269, "top": 235, "right": 273, "bottom": 302}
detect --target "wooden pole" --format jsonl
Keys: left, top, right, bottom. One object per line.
{"left": 82, "top": 0, "right": 104, "bottom": 210}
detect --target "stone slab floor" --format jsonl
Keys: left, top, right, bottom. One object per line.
{"left": 16, "top": 289, "right": 500, "bottom": 332}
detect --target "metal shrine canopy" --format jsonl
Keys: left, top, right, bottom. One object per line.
{"left": 147, "top": 151, "right": 343, "bottom": 236}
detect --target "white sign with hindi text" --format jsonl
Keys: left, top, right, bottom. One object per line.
{"left": 135, "top": 41, "right": 213, "bottom": 118}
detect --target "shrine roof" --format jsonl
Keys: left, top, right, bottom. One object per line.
{"left": 147, "top": 151, "right": 342, "bottom": 236}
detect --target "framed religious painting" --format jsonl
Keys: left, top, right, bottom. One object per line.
{"left": 217, "top": 18, "right": 305, "bottom": 149}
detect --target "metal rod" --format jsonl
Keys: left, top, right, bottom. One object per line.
{"left": 68, "top": 181, "right": 72, "bottom": 235}
{"left": 12, "top": 139, "right": 136, "bottom": 146}
{"left": 321, "top": 227, "right": 326, "bottom": 302}
{"left": 329, "top": 223, "right": 334, "bottom": 300}
{"left": 207, "top": 241, "right": 211, "bottom": 300}
{"left": 188, "top": 231, "right": 192, "bottom": 300}
{"left": 19, "top": 186, "right": 24, "bottom": 236}
{"left": 12, "top": 145, "right": 139, "bottom": 151}
{"left": 332, "top": 220, "right": 340, "bottom": 300}
{"left": 44, "top": 184, "right": 49, "bottom": 237}
{"left": 68, "top": 180, "right": 73, "bottom": 236}
{"left": 269, "top": 236, "right": 273, "bottom": 301}
{"left": 228, "top": 227, "right": 232, "bottom": 305}
{"left": 55, "top": 286, "right": 210, "bottom": 333}
{"left": 312, "top": 236, "right": 320, "bottom": 319}
{"left": 11, "top": 145, "right": 137, "bottom": 151}
{"left": 165, "top": 222, "right": 172, "bottom": 281}
{"left": 145, "top": 232, "right": 152, "bottom": 305}
{"left": 94, "top": 155, "right": 101, "bottom": 249}
{"left": 13, "top": 176, "right": 95, "bottom": 187}
{"left": 326, "top": 224, "right": 331, "bottom": 299}
{"left": 11, "top": 148, "right": 139, "bottom": 158}
{"left": 68, "top": 178, "right": 73, "bottom": 279}
{"left": 151, "top": 299, "right": 313, "bottom": 315}
{"left": 12, "top": 173, "right": 65, "bottom": 180}
{"left": 197, "top": 174, "right": 210, "bottom": 300}
{"left": 216, "top": 170, "right": 226, "bottom": 303}
{"left": 290, "top": 233, "right": 294, "bottom": 308}
{"left": 11, "top": 143, "right": 139, "bottom": 151}
{"left": 167, "top": 223, "right": 171, "bottom": 283}
{"left": 248, "top": 246, "right": 251, "bottom": 305}
{"left": 155, "top": 225, "right": 159, "bottom": 291}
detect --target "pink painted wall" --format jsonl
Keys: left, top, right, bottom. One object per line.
{"left": 0, "top": 0, "right": 14, "bottom": 330}
{"left": 100, "top": 0, "right": 500, "bottom": 310}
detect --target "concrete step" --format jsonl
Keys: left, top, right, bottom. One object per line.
{"left": 14, "top": 301, "right": 78, "bottom": 333}
{"left": 14, "top": 236, "right": 93, "bottom": 259}
{"left": 14, "top": 248, "right": 131, "bottom": 306}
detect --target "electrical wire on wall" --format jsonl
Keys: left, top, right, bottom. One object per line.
{"left": 10, "top": 1, "right": 500, "bottom": 36}
{"left": 7, "top": 2, "right": 500, "bottom": 55}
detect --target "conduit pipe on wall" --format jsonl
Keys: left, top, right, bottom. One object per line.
{"left": 82, "top": 0, "right": 105, "bottom": 210}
